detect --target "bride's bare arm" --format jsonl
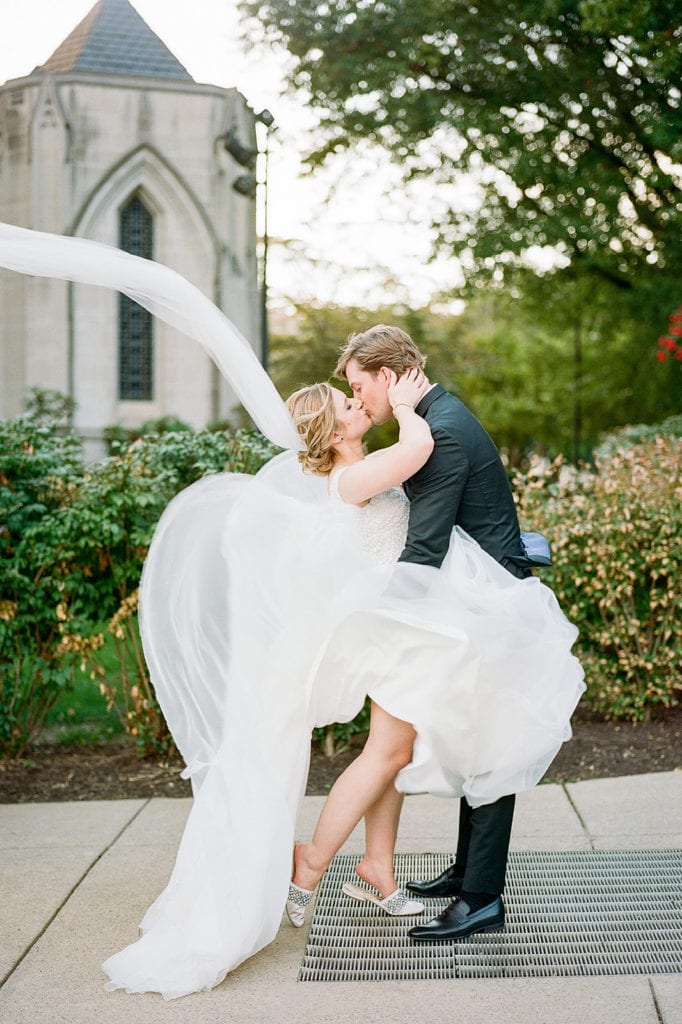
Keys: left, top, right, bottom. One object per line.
{"left": 338, "top": 370, "right": 434, "bottom": 505}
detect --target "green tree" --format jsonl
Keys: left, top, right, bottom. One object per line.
{"left": 496, "top": 269, "right": 682, "bottom": 459}
{"left": 270, "top": 293, "right": 679, "bottom": 462}
{"left": 242, "top": 0, "right": 682, "bottom": 321}
{"left": 269, "top": 302, "right": 373, "bottom": 399}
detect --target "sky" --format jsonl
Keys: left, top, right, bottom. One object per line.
{"left": 1, "top": 0, "right": 465, "bottom": 311}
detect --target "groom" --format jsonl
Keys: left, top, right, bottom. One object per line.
{"left": 335, "top": 323, "right": 532, "bottom": 941}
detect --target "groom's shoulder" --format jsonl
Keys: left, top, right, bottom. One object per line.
{"left": 422, "top": 386, "right": 479, "bottom": 428}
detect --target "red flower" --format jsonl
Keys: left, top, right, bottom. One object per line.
{"left": 655, "top": 306, "right": 682, "bottom": 360}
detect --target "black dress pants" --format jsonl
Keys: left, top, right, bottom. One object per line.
{"left": 455, "top": 793, "right": 515, "bottom": 894}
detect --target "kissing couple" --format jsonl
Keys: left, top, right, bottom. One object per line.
{"left": 104, "top": 324, "right": 584, "bottom": 997}
{"left": 0, "top": 225, "right": 584, "bottom": 999}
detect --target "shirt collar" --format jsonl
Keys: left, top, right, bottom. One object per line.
{"left": 415, "top": 383, "right": 445, "bottom": 417}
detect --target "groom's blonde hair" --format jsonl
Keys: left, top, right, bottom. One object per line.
{"left": 335, "top": 324, "right": 426, "bottom": 379}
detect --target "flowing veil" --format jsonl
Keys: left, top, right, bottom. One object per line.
{"left": 0, "top": 222, "right": 340, "bottom": 997}
{"left": 0, "top": 222, "right": 302, "bottom": 452}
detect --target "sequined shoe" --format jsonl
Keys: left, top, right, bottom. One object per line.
{"left": 342, "top": 881, "right": 424, "bottom": 916}
{"left": 286, "top": 882, "right": 315, "bottom": 927}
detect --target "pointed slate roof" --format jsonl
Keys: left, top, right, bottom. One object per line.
{"left": 38, "top": 0, "right": 193, "bottom": 81}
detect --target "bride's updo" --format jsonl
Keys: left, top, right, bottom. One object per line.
{"left": 287, "top": 383, "right": 338, "bottom": 475}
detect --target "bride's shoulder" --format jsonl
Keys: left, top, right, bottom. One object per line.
{"left": 328, "top": 464, "right": 350, "bottom": 499}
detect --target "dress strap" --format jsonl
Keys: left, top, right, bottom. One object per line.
{"left": 328, "top": 465, "right": 350, "bottom": 501}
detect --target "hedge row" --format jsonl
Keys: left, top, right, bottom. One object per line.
{"left": 1, "top": 392, "right": 679, "bottom": 758}
{"left": 0, "top": 391, "right": 277, "bottom": 756}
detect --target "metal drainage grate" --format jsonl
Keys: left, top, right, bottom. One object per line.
{"left": 298, "top": 850, "right": 682, "bottom": 981}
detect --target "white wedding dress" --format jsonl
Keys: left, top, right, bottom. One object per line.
{"left": 0, "top": 223, "right": 585, "bottom": 1000}
{"left": 99, "top": 460, "right": 583, "bottom": 998}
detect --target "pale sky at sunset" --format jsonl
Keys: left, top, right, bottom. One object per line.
{"left": 2, "top": 0, "right": 466, "bottom": 310}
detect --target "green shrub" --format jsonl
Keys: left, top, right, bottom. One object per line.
{"left": 0, "top": 394, "right": 85, "bottom": 755}
{"left": 313, "top": 699, "right": 371, "bottom": 758}
{"left": 0, "top": 393, "right": 278, "bottom": 757}
{"left": 593, "top": 414, "right": 682, "bottom": 462}
{"left": 102, "top": 414, "right": 193, "bottom": 454}
{"left": 514, "top": 434, "right": 682, "bottom": 720}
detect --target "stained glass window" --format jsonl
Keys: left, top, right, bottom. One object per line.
{"left": 119, "top": 195, "right": 153, "bottom": 400}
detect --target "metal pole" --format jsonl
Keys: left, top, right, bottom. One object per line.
{"left": 573, "top": 315, "right": 582, "bottom": 463}
{"left": 261, "top": 130, "right": 269, "bottom": 373}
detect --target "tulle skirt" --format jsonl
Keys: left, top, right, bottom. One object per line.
{"left": 102, "top": 456, "right": 584, "bottom": 998}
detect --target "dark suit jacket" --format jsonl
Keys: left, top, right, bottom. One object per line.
{"left": 400, "top": 385, "right": 528, "bottom": 578}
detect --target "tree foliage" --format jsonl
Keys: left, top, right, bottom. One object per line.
{"left": 242, "top": 0, "right": 682, "bottom": 310}
{"left": 270, "top": 291, "right": 679, "bottom": 462}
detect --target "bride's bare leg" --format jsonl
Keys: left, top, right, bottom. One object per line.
{"left": 294, "top": 702, "right": 414, "bottom": 896}
{"left": 356, "top": 781, "right": 405, "bottom": 896}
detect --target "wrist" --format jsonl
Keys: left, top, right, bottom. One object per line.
{"left": 391, "top": 402, "right": 414, "bottom": 413}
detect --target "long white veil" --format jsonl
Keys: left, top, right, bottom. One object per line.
{"left": 0, "top": 221, "right": 327, "bottom": 997}
{"left": 0, "top": 222, "right": 302, "bottom": 452}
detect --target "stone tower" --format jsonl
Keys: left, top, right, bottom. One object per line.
{"left": 0, "top": 0, "right": 260, "bottom": 455}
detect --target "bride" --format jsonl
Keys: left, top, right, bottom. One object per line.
{"left": 284, "top": 370, "right": 433, "bottom": 921}
{"left": 0, "top": 223, "right": 585, "bottom": 999}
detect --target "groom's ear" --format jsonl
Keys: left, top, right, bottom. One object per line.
{"left": 378, "top": 366, "right": 392, "bottom": 387}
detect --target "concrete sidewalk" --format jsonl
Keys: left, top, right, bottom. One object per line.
{"left": 1, "top": 772, "right": 681, "bottom": 1024}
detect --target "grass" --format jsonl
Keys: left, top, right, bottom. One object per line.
{"left": 43, "top": 633, "right": 127, "bottom": 744}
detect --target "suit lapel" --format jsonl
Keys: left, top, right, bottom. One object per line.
{"left": 405, "top": 385, "right": 446, "bottom": 496}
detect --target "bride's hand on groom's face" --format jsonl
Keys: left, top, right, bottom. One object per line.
{"left": 388, "top": 367, "right": 429, "bottom": 412}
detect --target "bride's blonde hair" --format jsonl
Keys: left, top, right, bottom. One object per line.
{"left": 286, "top": 383, "right": 338, "bottom": 475}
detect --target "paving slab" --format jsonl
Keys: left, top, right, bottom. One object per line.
{"left": 0, "top": 827, "right": 667, "bottom": 1024}
{"left": 651, "top": 974, "right": 682, "bottom": 1024}
{"left": 0, "top": 942, "right": 664, "bottom": 1024}
{"left": 0, "top": 779, "right": 679, "bottom": 1024}
{"left": 0, "top": 799, "right": 146, "bottom": 849}
{"left": 0, "top": 800, "right": 146, "bottom": 985}
{"left": 112, "top": 796, "right": 190, "bottom": 847}
{"left": 566, "top": 772, "right": 682, "bottom": 849}
{"left": 510, "top": 781, "right": 591, "bottom": 850}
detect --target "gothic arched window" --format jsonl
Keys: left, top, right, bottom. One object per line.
{"left": 119, "top": 195, "right": 153, "bottom": 399}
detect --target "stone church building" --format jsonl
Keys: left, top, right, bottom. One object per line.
{"left": 0, "top": 0, "right": 260, "bottom": 457}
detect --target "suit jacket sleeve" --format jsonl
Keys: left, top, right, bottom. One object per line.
{"left": 399, "top": 424, "right": 469, "bottom": 567}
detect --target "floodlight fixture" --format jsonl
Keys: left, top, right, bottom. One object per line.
{"left": 223, "top": 129, "right": 257, "bottom": 168}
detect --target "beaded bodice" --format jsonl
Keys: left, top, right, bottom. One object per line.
{"left": 329, "top": 467, "right": 409, "bottom": 567}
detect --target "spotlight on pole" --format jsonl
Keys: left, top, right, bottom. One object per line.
{"left": 232, "top": 174, "right": 258, "bottom": 198}
{"left": 256, "top": 108, "right": 275, "bottom": 128}
{"left": 223, "top": 129, "right": 257, "bottom": 168}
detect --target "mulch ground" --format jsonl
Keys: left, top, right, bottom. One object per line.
{"left": 1, "top": 705, "right": 680, "bottom": 804}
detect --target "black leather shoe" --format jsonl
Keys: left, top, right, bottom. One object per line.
{"left": 406, "top": 864, "right": 463, "bottom": 899}
{"left": 408, "top": 897, "right": 505, "bottom": 941}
